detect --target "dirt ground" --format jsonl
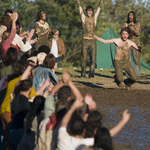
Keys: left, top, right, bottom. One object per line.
{"left": 56, "top": 68, "right": 150, "bottom": 150}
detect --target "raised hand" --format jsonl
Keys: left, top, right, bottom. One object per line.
{"left": 77, "top": 0, "right": 81, "bottom": 5}
{"left": 122, "top": 109, "right": 131, "bottom": 124}
{"left": 99, "top": 0, "right": 103, "bottom": 7}
{"left": 62, "top": 70, "right": 71, "bottom": 83}
{"left": 85, "top": 93, "right": 96, "bottom": 110}
{"left": 12, "top": 12, "right": 18, "bottom": 22}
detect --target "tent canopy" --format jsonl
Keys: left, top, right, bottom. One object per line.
{"left": 96, "top": 27, "right": 150, "bottom": 70}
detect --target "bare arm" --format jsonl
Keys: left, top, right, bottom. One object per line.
{"left": 62, "top": 70, "right": 83, "bottom": 100}
{"left": 131, "top": 41, "right": 142, "bottom": 52}
{"left": 76, "top": 0, "right": 85, "bottom": 23}
{"left": 95, "top": 0, "right": 103, "bottom": 25}
{"left": 29, "top": 38, "right": 37, "bottom": 44}
{"left": 50, "top": 80, "right": 64, "bottom": 96}
{"left": 12, "top": 12, "right": 18, "bottom": 29}
{"left": 36, "top": 79, "right": 51, "bottom": 95}
{"left": 92, "top": 33, "right": 116, "bottom": 44}
{"left": 68, "top": 80, "right": 83, "bottom": 99}
{"left": 83, "top": 93, "right": 96, "bottom": 121}
{"left": 20, "top": 65, "right": 33, "bottom": 80}
{"left": 20, "top": 31, "right": 28, "bottom": 37}
{"left": 109, "top": 109, "right": 130, "bottom": 137}
{"left": 61, "top": 98, "right": 84, "bottom": 128}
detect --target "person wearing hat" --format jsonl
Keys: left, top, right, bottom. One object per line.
{"left": 48, "top": 29, "right": 65, "bottom": 67}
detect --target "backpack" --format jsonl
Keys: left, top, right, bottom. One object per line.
{"left": 34, "top": 113, "right": 57, "bottom": 150}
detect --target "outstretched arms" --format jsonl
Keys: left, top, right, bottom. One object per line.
{"left": 76, "top": 0, "right": 85, "bottom": 23}
{"left": 95, "top": 0, "right": 103, "bottom": 25}
{"left": 91, "top": 33, "right": 116, "bottom": 44}
{"left": 131, "top": 41, "right": 142, "bottom": 52}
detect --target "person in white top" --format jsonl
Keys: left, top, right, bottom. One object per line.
{"left": 51, "top": 33, "right": 59, "bottom": 58}
{"left": 57, "top": 96, "right": 94, "bottom": 150}
{"left": 12, "top": 20, "right": 37, "bottom": 52}
{"left": 48, "top": 29, "right": 65, "bottom": 67}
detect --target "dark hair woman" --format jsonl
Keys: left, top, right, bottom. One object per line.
{"left": 0, "top": 47, "right": 18, "bottom": 79}
{"left": 94, "top": 127, "right": 113, "bottom": 150}
{"left": 85, "top": 110, "right": 102, "bottom": 138}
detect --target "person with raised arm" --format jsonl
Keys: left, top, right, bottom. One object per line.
{"left": 91, "top": 27, "right": 142, "bottom": 90}
{"left": 1, "top": 12, "right": 18, "bottom": 58}
{"left": 76, "top": 0, "right": 103, "bottom": 78}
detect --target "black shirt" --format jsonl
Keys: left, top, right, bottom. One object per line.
{"left": 11, "top": 94, "right": 30, "bottom": 129}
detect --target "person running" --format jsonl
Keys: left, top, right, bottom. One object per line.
{"left": 91, "top": 27, "right": 142, "bottom": 90}
{"left": 76, "top": 0, "right": 103, "bottom": 78}
{"left": 123, "top": 11, "right": 141, "bottom": 78}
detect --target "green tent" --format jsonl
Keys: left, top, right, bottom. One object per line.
{"left": 96, "top": 27, "right": 150, "bottom": 70}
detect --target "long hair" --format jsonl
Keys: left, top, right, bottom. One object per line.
{"left": 25, "top": 96, "right": 45, "bottom": 134}
{"left": 11, "top": 60, "right": 28, "bottom": 75}
{"left": 85, "top": 110, "right": 102, "bottom": 138}
{"left": 42, "top": 53, "right": 56, "bottom": 69}
{"left": 36, "top": 10, "right": 46, "bottom": 21}
{"left": 94, "top": 127, "right": 113, "bottom": 150}
{"left": 16, "top": 20, "right": 21, "bottom": 35}
{"left": 0, "top": 14, "right": 11, "bottom": 28}
{"left": 126, "top": 11, "right": 137, "bottom": 24}
{"left": 1, "top": 47, "right": 18, "bottom": 67}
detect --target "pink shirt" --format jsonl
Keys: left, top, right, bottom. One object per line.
{"left": 1, "top": 29, "right": 16, "bottom": 58}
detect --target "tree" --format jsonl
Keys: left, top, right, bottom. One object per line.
{"left": 0, "top": 0, "right": 150, "bottom": 66}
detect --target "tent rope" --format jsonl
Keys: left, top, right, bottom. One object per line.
{"left": 59, "top": 49, "right": 81, "bottom": 64}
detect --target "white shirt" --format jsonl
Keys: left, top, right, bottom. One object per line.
{"left": 57, "top": 127, "right": 94, "bottom": 150}
{"left": 50, "top": 38, "right": 59, "bottom": 58}
{"left": 12, "top": 34, "right": 32, "bottom": 52}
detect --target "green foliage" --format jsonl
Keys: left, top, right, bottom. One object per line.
{"left": 0, "top": 0, "right": 150, "bottom": 66}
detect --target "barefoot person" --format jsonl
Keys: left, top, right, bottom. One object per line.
{"left": 123, "top": 11, "right": 141, "bottom": 78}
{"left": 91, "top": 27, "right": 142, "bottom": 89}
{"left": 76, "top": 0, "right": 103, "bottom": 78}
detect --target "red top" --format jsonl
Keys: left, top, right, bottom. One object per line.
{"left": 1, "top": 29, "right": 19, "bottom": 59}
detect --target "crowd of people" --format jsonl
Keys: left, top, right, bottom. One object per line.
{"left": 0, "top": 49, "right": 130, "bottom": 150}
{"left": 0, "top": 0, "right": 141, "bottom": 149}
